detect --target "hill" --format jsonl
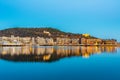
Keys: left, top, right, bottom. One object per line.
{"left": 0, "top": 27, "right": 97, "bottom": 39}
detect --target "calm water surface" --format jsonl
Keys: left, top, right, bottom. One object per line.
{"left": 0, "top": 46, "right": 120, "bottom": 80}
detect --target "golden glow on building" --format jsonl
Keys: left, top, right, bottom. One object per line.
{"left": 82, "top": 34, "right": 90, "bottom": 37}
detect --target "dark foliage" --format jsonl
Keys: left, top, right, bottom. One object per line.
{"left": 0, "top": 27, "right": 97, "bottom": 39}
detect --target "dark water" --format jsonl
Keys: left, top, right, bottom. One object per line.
{"left": 0, "top": 46, "right": 120, "bottom": 80}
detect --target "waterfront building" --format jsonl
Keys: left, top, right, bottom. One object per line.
{"left": 21, "top": 37, "right": 31, "bottom": 44}
{"left": 71, "top": 38, "right": 79, "bottom": 45}
{"left": 46, "top": 38, "right": 54, "bottom": 45}
{"left": 80, "top": 38, "right": 87, "bottom": 45}
{"left": 86, "top": 39, "right": 102, "bottom": 45}
{"left": 103, "top": 39, "right": 117, "bottom": 45}
{"left": 36, "top": 37, "right": 46, "bottom": 45}
{"left": 0, "top": 35, "right": 118, "bottom": 46}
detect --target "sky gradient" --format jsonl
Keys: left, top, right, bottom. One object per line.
{"left": 0, "top": 0, "right": 120, "bottom": 41}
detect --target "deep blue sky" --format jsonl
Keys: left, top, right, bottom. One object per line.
{"left": 0, "top": 0, "right": 120, "bottom": 41}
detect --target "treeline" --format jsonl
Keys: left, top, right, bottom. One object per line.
{"left": 0, "top": 27, "right": 96, "bottom": 39}
{"left": 0, "top": 27, "right": 64, "bottom": 37}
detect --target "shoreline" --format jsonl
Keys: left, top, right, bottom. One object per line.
{"left": 0, "top": 44, "right": 118, "bottom": 47}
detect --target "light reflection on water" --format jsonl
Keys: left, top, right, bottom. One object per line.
{"left": 0, "top": 46, "right": 117, "bottom": 62}
{"left": 0, "top": 46, "right": 120, "bottom": 80}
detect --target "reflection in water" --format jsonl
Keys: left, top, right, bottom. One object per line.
{"left": 0, "top": 46, "right": 117, "bottom": 62}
